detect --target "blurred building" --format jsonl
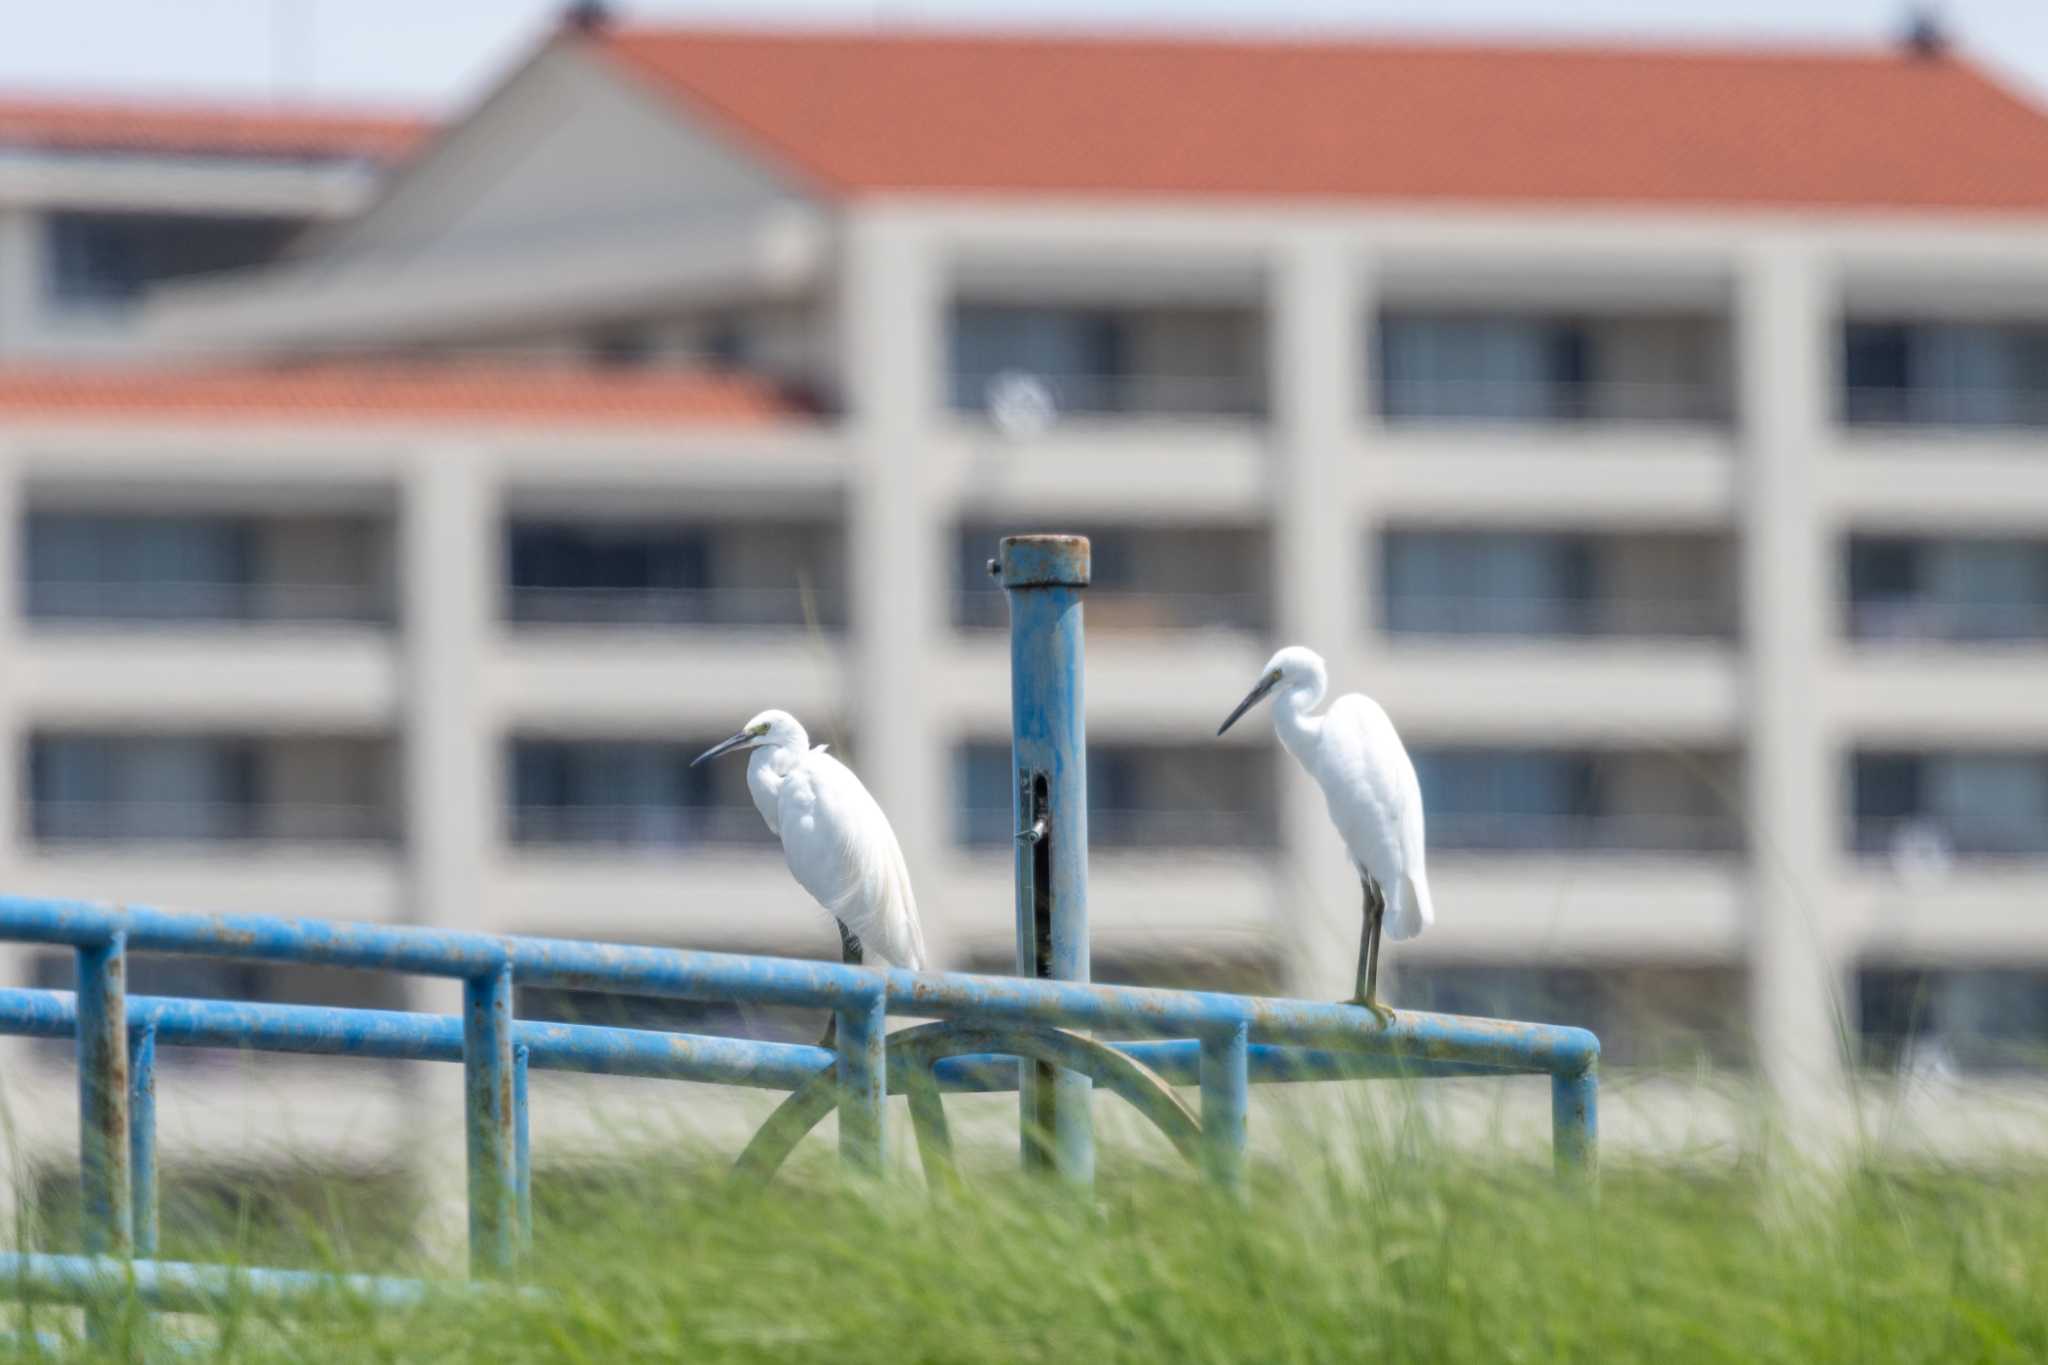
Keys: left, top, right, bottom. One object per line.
{"left": 4, "top": 18, "right": 2048, "bottom": 1178}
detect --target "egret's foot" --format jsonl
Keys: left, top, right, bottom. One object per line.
{"left": 1344, "top": 996, "right": 1397, "bottom": 1027}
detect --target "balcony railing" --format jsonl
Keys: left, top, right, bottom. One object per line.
{"left": 26, "top": 581, "right": 390, "bottom": 626}
{"left": 1380, "top": 378, "right": 1729, "bottom": 426}
{"left": 508, "top": 804, "right": 776, "bottom": 850}
{"left": 959, "top": 806, "right": 1275, "bottom": 851}
{"left": 950, "top": 369, "right": 1267, "bottom": 424}
{"left": 1848, "top": 599, "right": 2048, "bottom": 644}
{"left": 1383, "top": 593, "right": 1735, "bottom": 640}
{"left": 31, "top": 801, "right": 395, "bottom": 845}
{"left": 505, "top": 586, "right": 844, "bottom": 631}
{"left": 955, "top": 589, "right": 1266, "bottom": 634}
{"left": 1853, "top": 816, "right": 2048, "bottom": 861}
{"left": 1428, "top": 812, "right": 1742, "bottom": 855}
{"left": 1843, "top": 386, "right": 2048, "bottom": 428}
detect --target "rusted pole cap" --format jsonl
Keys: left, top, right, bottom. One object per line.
{"left": 993, "top": 534, "right": 1091, "bottom": 589}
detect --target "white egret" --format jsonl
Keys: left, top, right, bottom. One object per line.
{"left": 1217, "top": 646, "right": 1432, "bottom": 1022}
{"left": 694, "top": 709, "right": 927, "bottom": 1047}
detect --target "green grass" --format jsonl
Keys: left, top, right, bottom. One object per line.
{"left": 10, "top": 1142, "right": 2048, "bottom": 1363}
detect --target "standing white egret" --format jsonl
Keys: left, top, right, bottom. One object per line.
{"left": 1217, "top": 646, "right": 1432, "bottom": 1022}
{"left": 694, "top": 709, "right": 927, "bottom": 1047}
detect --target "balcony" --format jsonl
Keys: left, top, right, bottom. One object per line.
{"left": 30, "top": 800, "right": 392, "bottom": 845}
{"left": 1843, "top": 321, "right": 2048, "bottom": 429}
{"left": 505, "top": 520, "right": 843, "bottom": 633}
{"left": 1852, "top": 752, "right": 2048, "bottom": 862}
{"left": 505, "top": 586, "right": 841, "bottom": 632}
{"left": 1377, "top": 313, "right": 1731, "bottom": 428}
{"left": 1426, "top": 812, "right": 1743, "bottom": 856}
{"left": 948, "top": 303, "right": 1265, "bottom": 427}
{"left": 27, "top": 733, "right": 397, "bottom": 848}
{"left": 1846, "top": 536, "right": 2048, "bottom": 645}
{"left": 1415, "top": 747, "right": 1742, "bottom": 857}
{"left": 954, "top": 523, "right": 1270, "bottom": 637}
{"left": 25, "top": 511, "right": 392, "bottom": 628}
{"left": 507, "top": 737, "right": 773, "bottom": 853}
{"left": 1382, "top": 530, "right": 1736, "bottom": 641}
{"left": 955, "top": 741, "right": 1276, "bottom": 853}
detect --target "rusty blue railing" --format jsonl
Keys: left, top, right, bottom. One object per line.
{"left": 0, "top": 534, "right": 1597, "bottom": 1333}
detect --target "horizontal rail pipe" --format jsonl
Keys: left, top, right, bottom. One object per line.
{"left": 0, "top": 1252, "right": 534, "bottom": 1315}
{"left": 0, "top": 900, "right": 1596, "bottom": 1079}
{"left": 0, "top": 989, "right": 1572, "bottom": 1092}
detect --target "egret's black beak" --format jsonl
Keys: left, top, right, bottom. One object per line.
{"left": 692, "top": 730, "right": 756, "bottom": 767}
{"left": 1217, "top": 672, "right": 1280, "bottom": 737}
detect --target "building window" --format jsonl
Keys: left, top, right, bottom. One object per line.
{"left": 949, "top": 306, "right": 1127, "bottom": 414}
{"left": 44, "top": 211, "right": 300, "bottom": 311}
{"left": 508, "top": 739, "right": 766, "bottom": 849}
{"left": 1857, "top": 966, "right": 2048, "bottom": 1074}
{"left": 953, "top": 741, "right": 1275, "bottom": 850}
{"left": 1852, "top": 752, "right": 2048, "bottom": 858}
{"left": 1843, "top": 321, "right": 2048, "bottom": 426}
{"left": 1382, "top": 531, "right": 1594, "bottom": 636}
{"left": 1380, "top": 316, "right": 1589, "bottom": 422}
{"left": 27, "top": 514, "right": 256, "bottom": 622}
{"left": 1412, "top": 748, "right": 1739, "bottom": 854}
{"left": 1846, "top": 535, "right": 2048, "bottom": 642}
{"left": 505, "top": 523, "right": 712, "bottom": 625}
{"left": 1398, "top": 964, "right": 1749, "bottom": 1069}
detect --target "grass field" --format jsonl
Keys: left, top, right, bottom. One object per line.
{"left": 11, "top": 1134, "right": 2047, "bottom": 1363}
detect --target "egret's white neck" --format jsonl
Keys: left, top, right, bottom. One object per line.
{"left": 1271, "top": 675, "right": 1327, "bottom": 760}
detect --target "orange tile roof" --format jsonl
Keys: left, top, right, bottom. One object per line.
{"left": 0, "top": 367, "right": 805, "bottom": 425}
{"left": 596, "top": 27, "right": 2048, "bottom": 213}
{"left": 0, "top": 94, "right": 427, "bottom": 162}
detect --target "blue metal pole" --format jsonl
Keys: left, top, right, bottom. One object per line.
{"left": 75, "top": 936, "right": 132, "bottom": 1259}
{"left": 462, "top": 966, "right": 517, "bottom": 1277}
{"left": 1551, "top": 1063, "right": 1599, "bottom": 1186}
{"left": 998, "top": 534, "right": 1093, "bottom": 1186}
{"left": 128, "top": 1025, "right": 159, "bottom": 1257}
{"left": 834, "top": 991, "right": 886, "bottom": 1175}
{"left": 514, "top": 1043, "right": 532, "bottom": 1252}
{"left": 1199, "top": 1020, "right": 1249, "bottom": 1195}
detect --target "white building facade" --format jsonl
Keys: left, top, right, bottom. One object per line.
{"left": 3, "top": 24, "right": 2048, "bottom": 1184}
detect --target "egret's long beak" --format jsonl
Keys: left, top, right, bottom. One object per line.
{"left": 691, "top": 730, "right": 757, "bottom": 767}
{"left": 1217, "top": 672, "right": 1280, "bottom": 737}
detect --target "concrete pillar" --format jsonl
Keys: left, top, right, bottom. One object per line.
{"left": 1737, "top": 244, "right": 1847, "bottom": 1133}
{"left": 1269, "top": 231, "right": 1368, "bottom": 998}
{"left": 836, "top": 214, "right": 948, "bottom": 965}
{"left": 0, "top": 445, "right": 32, "bottom": 1227}
{"left": 399, "top": 449, "right": 496, "bottom": 1267}
{"left": 401, "top": 450, "right": 496, "bottom": 947}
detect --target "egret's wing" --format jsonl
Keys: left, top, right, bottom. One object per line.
{"left": 1317, "top": 694, "right": 1424, "bottom": 878}
{"left": 776, "top": 753, "right": 927, "bottom": 971}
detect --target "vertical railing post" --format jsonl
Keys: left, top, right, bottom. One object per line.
{"left": 835, "top": 989, "right": 887, "bottom": 1175}
{"left": 128, "top": 1024, "right": 159, "bottom": 1258}
{"left": 1199, "top": 1020, "right": 1250, "bottom": 1196}
{"left": 76, "top": 935, "right": 132, "bottom": 1259}
{"left": 513, "top": 1042, "right": 533, "bottom": 1254}
{"left": 1551, "top": 1064, "right": 1599, "bottom": 1189}
{"left": 462, "top": 964, "right": 517, "bottom": 1277}
{"left": 997, "top": 534, "right": 1093, "bottom": 1186}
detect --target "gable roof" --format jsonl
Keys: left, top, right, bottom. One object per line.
{"left": 0, "top": 94, "right": 427, "bottom": 162}
{"left": 593, "top": 26, "right": 2048, "bottom": 213}
{"left": 0, "top": 366, "right": 804, "bottom": 426}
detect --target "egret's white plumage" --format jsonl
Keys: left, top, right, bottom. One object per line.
{"left": 708, "top": 710, "right": 926, "bottom": 971}
{"left": 1218, "top": 645, "right": 1432, "bottom": 1012}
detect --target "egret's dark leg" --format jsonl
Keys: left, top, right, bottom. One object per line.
{"left": 818, "top": 921, "right": 865, "bottom": 1050}
{"left": 1347, "top": 880, "right": 1395, "bottom": 1025}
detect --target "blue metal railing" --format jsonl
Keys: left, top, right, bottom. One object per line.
{"left": 0, "top": 531, "right": 1599, "bottom": 1335}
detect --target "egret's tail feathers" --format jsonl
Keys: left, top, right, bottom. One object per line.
{"left": 1387, "top": 871, "right": 1433, "bottom": 941}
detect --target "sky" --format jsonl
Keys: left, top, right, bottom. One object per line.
{"left": 4, "top": 1, "right": 2048, "bottom": 113}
